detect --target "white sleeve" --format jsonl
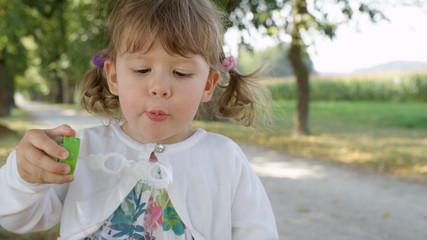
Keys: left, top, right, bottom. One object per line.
{"left": 231, "top": 146, "right": 279, "bottom": 240}
{"left": 0, "top": 150, "right": 68, "bottom": 234}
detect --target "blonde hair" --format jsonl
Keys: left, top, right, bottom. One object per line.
{"left": 80, "top": 0, "right": 272, "bottom": 127}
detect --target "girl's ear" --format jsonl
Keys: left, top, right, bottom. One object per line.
{"left": 104, "top": 60, "right": 118, "bottom": 96}
{"left": 201, "top": 70, "right": 220, "bottom": 102}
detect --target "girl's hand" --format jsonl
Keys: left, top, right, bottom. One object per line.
{"left": 16, "top": 124, "right": 76, "bottom": 184}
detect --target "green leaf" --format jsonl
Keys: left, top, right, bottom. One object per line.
{"left": 162, "top": 201, "right": 185, "bottom": 236}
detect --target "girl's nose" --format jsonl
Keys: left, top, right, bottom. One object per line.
{"left": 150, "top": 87, "right": 171, "bottom": 98}
{"left": 149, "top": 81, "right": 171, "bottom": 98}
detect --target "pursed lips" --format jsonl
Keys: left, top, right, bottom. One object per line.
{"left": 146, "top": 110, "right": 168, "bottom": 122}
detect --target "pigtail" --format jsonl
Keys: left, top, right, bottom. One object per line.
{"left": 217, "top": 67, "right": 273, "bottom": 128}
{"left": 79, "top": 65, "right": 120, "bottom": 122}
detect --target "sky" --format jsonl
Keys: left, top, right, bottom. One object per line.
{"left": 225, "top": 4, "right": 427, "bottom": 74}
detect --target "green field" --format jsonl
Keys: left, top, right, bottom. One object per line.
{"left": 266, "top": 73, "right": 427, "bottom": 102}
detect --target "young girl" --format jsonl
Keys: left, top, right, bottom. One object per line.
{"left": 0, "top": 0, "right": 278, "bottom": 239}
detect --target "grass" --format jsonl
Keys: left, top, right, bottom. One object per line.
{"left": 192, "top": 100, "right": 427, "bottom": 182}
{"left": 0, "top": 226, "right": 60, "bottom": 240}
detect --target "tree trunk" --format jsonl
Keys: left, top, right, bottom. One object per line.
{"left": 0, "top": 59, "right": 15, "bottom": 117}
{"left": 52, "top": 78, "right": 64, "bottom": 103}
{"left": 59, "top": 0, "right": 74, "bottom": 104}
{"left": 0, "top": 77, "right": 14, "bottom": 117}
{"left": 6, "top": 75, "right": 16, "bottom": 108}
{"left": 288, "top": 0, "right": 310, "bottom": 136}
{"left": 288, "top": 45, "right": 310, "bottom": 136}
{"left": 0, "top": 59, "right": 8, "bottom": 116}
{"left": 62, "top": 72, "right": 75, "bottom": 104}
{"left": 48, "top": 0, "right": 72, "bottom": 104}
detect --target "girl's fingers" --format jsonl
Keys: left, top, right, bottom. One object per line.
{"left": 28, "top": 131, "right": 69, "bottom": 160}
{"left": 26, "top": 147, "right": 71, "bottom": 175}
{"left": 20, "top": 162, "right": 74, "bottom": 184}
{"left": 45, "top": 124, "right": 76, "bottom": 139}
{"left": 16, "top": 125, "right": 77, "bottom": 184}
{"left": 27, "top": 125, "right": 76, "bottom": 160}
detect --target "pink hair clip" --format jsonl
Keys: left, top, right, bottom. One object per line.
{"left": 221, "top": 56, "right": 236, "bottom": 72}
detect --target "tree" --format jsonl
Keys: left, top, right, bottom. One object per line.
{"left": 215, "top": 0, "right": 399, "bottom": 135}
{"left": 32, "top": 0, "right": 70, "bottom": 103}
{"left": 25, "top": 0, "right": 77, "bottom": 103}
{"left": 13, "top": 0, "right": 109, "bottom": 104}
{"left": 0, "top": 0, "right": 110, "bottom": 113}
{"left": 0, "top": 0, "right": 33, "bottom": 116}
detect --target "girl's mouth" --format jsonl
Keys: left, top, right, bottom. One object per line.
{"left": 146, "top": 110, "right": 168, "bottom": 122}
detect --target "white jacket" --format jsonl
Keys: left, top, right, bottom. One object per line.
{"left": 0, "top": 125, "right": 278, "bottom": 239}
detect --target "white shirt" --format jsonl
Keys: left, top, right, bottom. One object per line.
{"left": 0, "top": 124, "right": 278, "bottom": 239}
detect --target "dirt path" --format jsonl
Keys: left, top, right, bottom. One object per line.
{"left": 18, "top": 101, "right": 107, "bottom": 132}
{"left": 242, "top": 145, "right": 427, "bottom": 240}
{"left": 20, "top": 102, "right": 427, "bottom": 239}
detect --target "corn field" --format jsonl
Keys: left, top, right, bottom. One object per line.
{"left": 267, "top": 74, "right": 427, "bottom": 102}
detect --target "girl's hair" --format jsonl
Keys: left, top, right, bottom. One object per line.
{"left": 80, "top": 0, "right": 272, "bottom": 127}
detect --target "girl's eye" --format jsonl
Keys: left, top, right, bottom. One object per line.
{"left": 134, "top": 69, "right": 150, "bottom": 74}
{"left": 174, "top": 70, "right": 192, "bottom": 78}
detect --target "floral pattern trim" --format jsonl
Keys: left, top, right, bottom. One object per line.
{"left": 84, "top": 181, "right": 193, "bottom": 240}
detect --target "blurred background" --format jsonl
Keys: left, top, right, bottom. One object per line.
{"left": 0, "top": 0, "right": 426, "bottom": 239}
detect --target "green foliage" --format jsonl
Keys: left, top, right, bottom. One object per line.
{"left": 65, "top": 1, "right": 110, "bottom": 83}
{"left": 25, "top": 0, "right": 109, "bottom": 102}
{"left": 0, "top": 1, "right": 110, "bottom": 102}
{"left": 0, "top": 0, "right": 33, "bottom": 75}
{"left": 267, "top": 74, "right": 427, "bottom": 102}
{"left": 215, "top": 0, "right": 386, "bottom": 46}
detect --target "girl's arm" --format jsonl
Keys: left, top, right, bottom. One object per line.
{"left": 231, "top": 146, "right": 279, "bottom": 239}
{"left": 0, "top": 125, "right": 74, "bottom": 233}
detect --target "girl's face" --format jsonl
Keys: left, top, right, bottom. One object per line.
{"left": 104, "top": 42, "right": 220, "bottom": 144}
